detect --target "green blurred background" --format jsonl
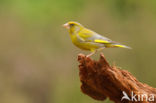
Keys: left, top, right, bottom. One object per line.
{"left": 0, "top": 0, "right": 156, "bottom": 103}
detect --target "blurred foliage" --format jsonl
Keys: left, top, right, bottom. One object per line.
{"left": 0, "top": 0, "right": 156, "bottom": 103}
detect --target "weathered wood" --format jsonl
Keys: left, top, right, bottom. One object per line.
{"left": 78, "top": 53, "right": 156, "bottom": 103}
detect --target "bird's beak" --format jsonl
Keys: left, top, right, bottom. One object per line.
{"left": 63, "top": 23, "right": 70, "bottom": 29}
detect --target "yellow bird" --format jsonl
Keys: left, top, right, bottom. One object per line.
{"left": 63, "top": 21, "right": 131, "bottom": 57}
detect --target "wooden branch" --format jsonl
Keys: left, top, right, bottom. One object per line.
{"left": 78, "top": 53, "right": 156, "bottom": 103}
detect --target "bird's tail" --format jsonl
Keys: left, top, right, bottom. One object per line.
{"left": 113, "top": 43, "right": 132, "bottom": 49}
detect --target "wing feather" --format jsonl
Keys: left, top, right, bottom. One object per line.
{"left": 78, "top": 28, "right": 113, "bottom": 44}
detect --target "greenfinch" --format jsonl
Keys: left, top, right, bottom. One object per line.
{"left": 63, "top": 21, "right": 131, "bottom": 57}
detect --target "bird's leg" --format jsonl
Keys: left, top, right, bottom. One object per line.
{"left": 86, "top": 50, "right": 97, "bottom": 57}
{"left": 97, "top": 47, "right": 105, "bottom": 52}
{"left": 86, "top": 47, "right": 105, "bottom": 57}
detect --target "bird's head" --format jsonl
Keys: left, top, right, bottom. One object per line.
{"left": 63, "top": 21, "right": 83, "bottom": 34}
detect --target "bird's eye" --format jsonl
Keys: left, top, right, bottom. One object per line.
{"left": 70, "top": 24, "right": 74, "bottom": 27}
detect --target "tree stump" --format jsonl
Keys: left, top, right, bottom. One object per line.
{"left": 78, "top": 53, "right": 156, "bottom": 103}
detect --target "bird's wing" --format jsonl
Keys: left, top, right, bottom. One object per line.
{"left": 78, "top": 28, "right": 114, "bottom": 44}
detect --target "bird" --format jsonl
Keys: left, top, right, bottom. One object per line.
{"left": 63, "top": 21, "right": 131, "bottom": 57}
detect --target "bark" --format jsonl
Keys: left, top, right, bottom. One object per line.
{"left": 78, "top": 53, "right": 156, "bottom": 103}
